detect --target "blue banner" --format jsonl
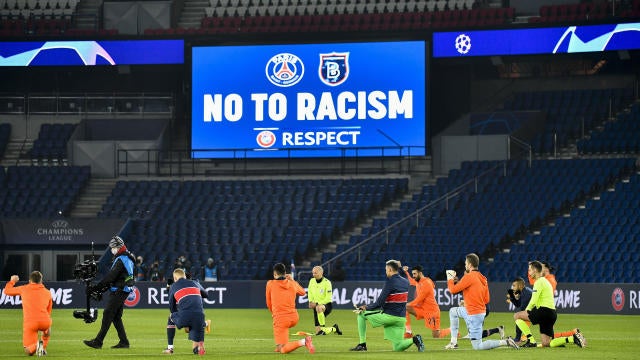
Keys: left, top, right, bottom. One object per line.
{"left": 191, "top": 41, "right": 426, "bottom": 158}
{"left": 1, "top": 281, "right": 639, "bottom": 314}
{"left": 433, "top": 22, "right": 640, "bottom": 57}
{"left": 0, "top": 40, "right": 184, "bottom": 66}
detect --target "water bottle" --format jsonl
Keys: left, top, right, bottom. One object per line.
{"left": 290, "top": 260, "right": 296, "bottom": 280}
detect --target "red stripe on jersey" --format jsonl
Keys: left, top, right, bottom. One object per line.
{"left": 386, "top": 292, "right": 408, "bottom": 303}
{"left": 174, "top": 287, "right": 201, "bottom": 303}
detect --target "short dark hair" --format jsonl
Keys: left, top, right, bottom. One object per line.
{"left": 466, "top": 253, "right": 479, "bottom": 268}
{"left": 30, "top": 271, "right": 42, "bottom": 284}
{"left": 529, "top": 260, "right": 543, "bottom": 273}
{"left": 512, "top": 277, "right": 525, "bottom": 286}
{"left": 541, "top": 261, "right": 555, "bottom": 273}
{"left": 411, "top": 265, "right": 423, "bottom": 273}
{"left": 273, "top": 263, "right": 286, "bottom": 276}
{"left": 385, "top": 260, "right": 400, "bottom": 271}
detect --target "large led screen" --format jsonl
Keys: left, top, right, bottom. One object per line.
{"left": 0, "top": 40, "right": 184, "bottom": 66}
{"left": 191, "top": 41, "right": 426, "bottom": 158}
{"left": 433, "top": 22, "right": 640, "bottom": 57}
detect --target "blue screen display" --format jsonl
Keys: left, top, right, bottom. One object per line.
{"left": 0, "top": 40, "right": 184, "bottom": 66}
{"left": 191, "top": 41, "right": 426, "bottom": 159}
{"left": 433, "top": 22, "right": 640, "bottom": 57}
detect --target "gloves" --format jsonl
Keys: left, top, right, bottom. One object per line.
{"left": 353, "top": 304, "right": 364, "bottom": 314}
{"left": 446, "top": 270, "right": 457, "bottom": 280}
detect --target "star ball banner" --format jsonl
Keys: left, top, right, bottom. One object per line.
{"left": 191, "top": 41, "right": 426, "bottom": 159}
{"left": 0, "top": 40, "right": 184, "bottom": 66}
{"left": 433, "top": 22, "right": 640, "bottom": 57}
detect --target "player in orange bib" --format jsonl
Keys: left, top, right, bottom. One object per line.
{"left": 266, "top": 263, "right": 315, "bottom": 354}
{"left": 4, "top": 271, "right": 52, "bottom": 356}
{"left": 402, "top": 265, "right": 451, "bottom": 339}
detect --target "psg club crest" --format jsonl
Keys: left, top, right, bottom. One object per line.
{"left": 265, "top": 53, "right": 304, "bottom": 87}
{"left": 319, "top": 52, "right": 349, "bottom": 87}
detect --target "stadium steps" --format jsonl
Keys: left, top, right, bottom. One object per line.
{"left": 1, "top": 139, "right": 33, "bottom": 167}
{"left": 68, "top": 178, "right": 118, "bottom": 218}
{"left": 178, "top": 0, "right": 209, "bottom": 28}
{"left": 306, "top": 190, "right": 415, "bottom": 265}
{"left": 75, "top": 0, "right": 103, "bottom": 29}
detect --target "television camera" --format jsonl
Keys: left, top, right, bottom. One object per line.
{"left": 72, "top": 242, "right": 101, "bottom": 323}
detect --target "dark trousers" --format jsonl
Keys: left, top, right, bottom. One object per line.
{"left": 95, "top": 290, "right": 129, "bottom": 344}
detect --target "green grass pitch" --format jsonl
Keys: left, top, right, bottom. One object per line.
{"left": 0, "top": 308, "right": 637, "bottom": 359}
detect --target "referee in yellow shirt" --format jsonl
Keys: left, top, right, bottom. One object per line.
{"left": 514, "top": 260, "right": 586, "bottom": 348}
{"left": 308, "top": 266, "right": 342, "bottom": 335}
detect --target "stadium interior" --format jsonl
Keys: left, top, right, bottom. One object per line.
{"left": 0, "top": 0, "right": 639, "bottom": 284}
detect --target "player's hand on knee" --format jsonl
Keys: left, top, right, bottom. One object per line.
{"left": 316, "top": 304, "right": 325, "bottom": 313}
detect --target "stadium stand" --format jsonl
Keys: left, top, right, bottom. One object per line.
{"left": 0, "top": 165, "right": 90, "bottom": 218}
{"left": 29, "top": 123, "right": 76, "bottom": 162}
{"left": 98, "top": 177, "right": 409, "bottom": 280}
{"left": 501, "top": 88, "right": 634, "bottom": 155}
{"left": 485, "top": 166, "right": 640, "bottom": 283}
{"left": 322, "top": 158, "right": 637, "bottom": 281}
{"left": 578, "top": 102, "right": 640, "bottom": 154}
{"left": 0, "top": 123, "right": 10, "bottom": 158}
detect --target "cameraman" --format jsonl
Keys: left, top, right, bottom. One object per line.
{"left": 83, "top": 236, "right": 135, "bottom": 350}
{"left": 506, "top": 277, "right": 532, "bottom": 343}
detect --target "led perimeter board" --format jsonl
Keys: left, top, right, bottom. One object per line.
{"left": 191, "top": 40, "right": 426, "bottom": 159}
{"left": 433, "top": 22, "right": 640, "bottom": 58}
{"left": 0, "top": 40, "right": 184, "bottom": 66}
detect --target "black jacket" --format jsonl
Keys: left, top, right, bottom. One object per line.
{"left": 96, "top": 251, "right": 136, "bottom": 293}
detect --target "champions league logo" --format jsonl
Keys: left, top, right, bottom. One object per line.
{"left": 256, "top": 130, "right": 277, "bottom": 148}
{"left": 265, "top": 53, "right": 304, "bottom": 87}
{"left": 455, "top": 34, "right": 472, "bottom": 55}
{"left": 319, "top": 52, "right": 349, "bottom": 86}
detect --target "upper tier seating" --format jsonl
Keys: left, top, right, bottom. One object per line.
{"left": 502, "top": 88, "right": 633, "bottom": 154}
{"left": 578, "top": 102, "right": 640, "bottom": 154}
{"left": 30, "top": 123, "right": 76, "bottom": 161}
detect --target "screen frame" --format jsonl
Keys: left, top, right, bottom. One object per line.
{"left": 188, "top": 36, "right": 429, "bottom": 160}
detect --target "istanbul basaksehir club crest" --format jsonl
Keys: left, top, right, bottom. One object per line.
{"left": 319, "top": 52, "right": 349, "bottom": 87}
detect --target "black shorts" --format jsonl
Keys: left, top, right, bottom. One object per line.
{"left": 527, "top": 307, "right": 557, "bottom": 338}
{"left": 313, "top": 303, "right": 333, "bottom": 326}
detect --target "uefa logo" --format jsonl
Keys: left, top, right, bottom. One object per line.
{"left": 51, "top": 220, "right": 69, "bottom": 228}
{"left": 455, "top": 34, "right": 472, "bottom": 55}
{"left": 256, "top": 131, "right": 277, "bottom": 148}
{"left": 265, "top": 53, "right": 304, "bottom": 87}
{"left": 611, "top": 287, "right": 625, "bottom": 311}
{"left": 124, "top": 286, "right": 141, "bottom": 307}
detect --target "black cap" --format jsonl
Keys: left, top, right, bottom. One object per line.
{"left": 109, "top": 235, "right": 124, "bottom": 248}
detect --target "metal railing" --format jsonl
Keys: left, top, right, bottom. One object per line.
{"left": 0, "top": 93, "right": 173, "bottom": 115}
{"left": 117, "top": 146, "right": 429, "bottom": 177}
{"left": 301, "top": 161, "right": 510, "bottom": 280}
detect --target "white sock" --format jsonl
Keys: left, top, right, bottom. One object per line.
{"left": 167, "top": 345, "right": 174, "bottom": 350}
{"left": 298, "top": 339, "right": 305, "bottom": 346}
